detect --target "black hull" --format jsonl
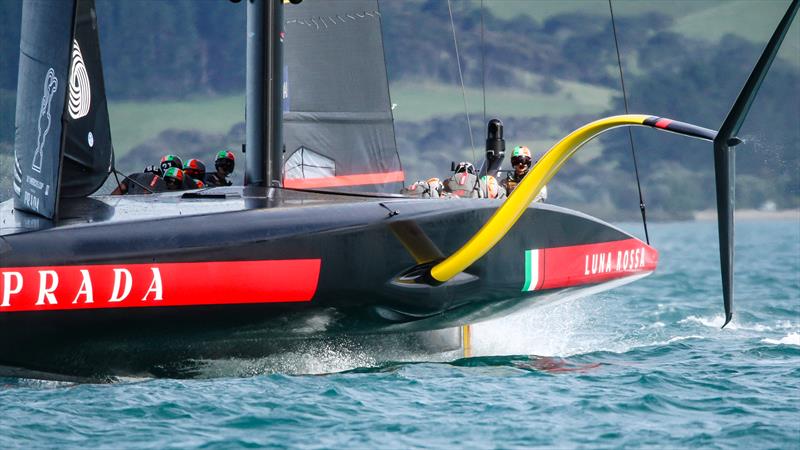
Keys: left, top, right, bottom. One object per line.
{"left": 0, "top": 187, "right": 655, "bottom": 379}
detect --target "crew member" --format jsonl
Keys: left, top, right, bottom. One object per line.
{"left": 479, "top": 175, "right": 506, "bottom": 199}
{"left": 403, "top": 177, "right": 442, "bottom": 198}
{"left": 142, "top": 154, "right": 183, "bottom": 177}
{"left": 113, "top": 153, "right": 184, "bottom": 195}
{"left": 111, "top": 171, "right": 164, "bottom": 195}
{"left": 443, "top": 161, "right": 480, "bottom": 198}
{"left": 163, "top": 167, "right": 187, "bottom": 191}
{"left": 501, "top": 146, "right": 547, "bottom": 202}
{"left": 183, "top": 158, "right": 207, "bottom": 188}
{"left": 205, "top": 150, "right": 235, "bottom": 186}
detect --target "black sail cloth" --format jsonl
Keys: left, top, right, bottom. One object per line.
{"left": 282, "top": 0, "right": 403, "bottom": 193}
{"left": 13, "top": 0, "right": 112, "bottom": 219}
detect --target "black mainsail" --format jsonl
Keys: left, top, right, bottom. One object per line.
{"left": 282, "top": 0, "right": 403, "bottom": 192}
{"left": 13, "top": 0, "right": 112, "bottom": 219}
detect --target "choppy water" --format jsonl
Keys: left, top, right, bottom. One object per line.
{"left": 2, "top": 220, "right": 798, "bottom": 449}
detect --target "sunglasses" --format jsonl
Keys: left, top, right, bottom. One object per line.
{"left": 216, "top": 160, "right": 234, "bottom": 174}
{"left": 511, "top": 157, "right": 531, "bottom": 167}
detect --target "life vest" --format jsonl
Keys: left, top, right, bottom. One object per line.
{"left": 444, "top": 172, "right": 479, "bottom": 198}
{"left": 205, "top": 173, "right": 232, "bottom": 187}
{"left": 479, "top": 175, "right": 506, "bottom": 199}
{"left": 125, "top": 172, "right": 164, "bottom": 194}
{"left": 402, "top": 178, "right": 442, "bottom": 198}
{"left": 500, "top": 171, "right": 547, "bottom": 202}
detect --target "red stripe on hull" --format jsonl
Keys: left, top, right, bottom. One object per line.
{"left": 284, "top": 170, "right": 405, "bottom": 188}
{"left": 540, "top": 239, "right": 657, "bottom": 290}
{"left": 535, "top": 249, "right": 545, "bottom": 290}
{"left": 0, "top": 259, "right": 321, "bottom": 313}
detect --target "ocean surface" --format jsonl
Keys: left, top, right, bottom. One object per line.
{"left": 1, "top": 220, "right": 798, "bottom": 449}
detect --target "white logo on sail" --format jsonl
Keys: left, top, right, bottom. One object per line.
{"left": 68, "top": 39, "right": 91, "bottom": 120}
{"left": 32, "top": 68, "right": 58, "bottom": 174}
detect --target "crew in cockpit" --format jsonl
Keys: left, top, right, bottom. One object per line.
{"left": 205, "top": 150, "right": 235, "bottom": 187}
{"left": 402, "top": 177, "right": 442, "bottom": 198}
{"left": 479, "top": 175, "right": 506, "bottom": 199}
{"left": 112, "top": 153, "right": 183, "bottom": 195}
{"left": 142, "top": 154, "right": 183, "bottom": 177}
{"left": 163, "top": 167, "right": 187, "bottom": 191}
{"left": 501, "top": 145, "right": 547, "bottom": 202}
{"left": 443, "top": 161, "right": 480, "bottom": 198}
{"left": 183, "top": 158, "right": 207, "bottom": 188}
{"left": 111, "top": 171, "right": 164, "bottom": 195}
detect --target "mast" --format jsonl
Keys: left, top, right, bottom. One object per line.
{"left": 246, "top": 0, "right": 284, "bottom": 187}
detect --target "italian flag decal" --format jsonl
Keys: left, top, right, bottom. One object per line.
{"left": 522, "top": 249, "right": 543, "bottom": 292}
{"left": 522, "top": 239, "right": 658, "bottom": 292}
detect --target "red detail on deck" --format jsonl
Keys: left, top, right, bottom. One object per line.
{"left": 540, "top": 239, "right": 658, "bottom": 290}
{"left": 654, "top": 118, "right": 673, "bottom": 129}
{"left": 284, "top": 170, "right": 405, "bottom": 189}
{"left": 0, "top": 259, "right": 321, "bottom": 313}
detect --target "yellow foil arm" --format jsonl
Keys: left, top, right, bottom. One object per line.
{"left": 430, "top": 114, "right": 651, "bottom": 282}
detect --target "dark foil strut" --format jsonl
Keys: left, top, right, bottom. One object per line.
{"left": 643, "top": 116, "right": 717, "bottom": 142}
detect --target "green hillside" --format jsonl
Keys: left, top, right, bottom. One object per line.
{"left": 484, "top": 0, "right": 716, "bottom": 20}
{"left": 670, "top": 0, "right": 800, "bottom": 62}
{"left": 390, "top": 78, "right": 614, "bottom": 122}
{"left": 485, "top": 0, "right": 798, "bottom": 64}
{"left": 108, "top": 95, "right": 244, "bottom": 159}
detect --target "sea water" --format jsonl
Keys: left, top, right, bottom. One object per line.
{"left": 1, "top": 220, "right": 798, "bottom": 448}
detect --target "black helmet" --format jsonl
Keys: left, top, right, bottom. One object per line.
{"left": 160, "top": 154, "right": 183, "bottom": 174}
{"left": 183, "top": 158, "right": 206, "bottom": 180}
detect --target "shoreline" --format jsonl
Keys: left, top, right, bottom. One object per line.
{"left": 693, "top": 209, "right": 800, "bottom": 221}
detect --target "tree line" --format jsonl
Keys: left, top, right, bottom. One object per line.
{"left": 0, "top": 0, "right": 796, "bottom": 210}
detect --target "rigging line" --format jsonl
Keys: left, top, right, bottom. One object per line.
{"left": 608, "top": 0, "right": 650, "bottom": 245}
{"left": 476, "top": 0, "right": 487, "bottom": 176}
{"left": 112, "top": 167, "right": 122, "bottom": 193}
{"left": 447, "top": 0, "right": 477, "bottom": 163}
{"left": 481, "top": 0, "right": 486, "bottom": 127}
{"left": 113, "top": 168, "right": 155, "bottom": 194}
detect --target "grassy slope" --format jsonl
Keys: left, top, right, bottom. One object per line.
{"left": 390, "top": 79, "right": 614, "bottom": 121}
{"left": 105, "top": 76, "right": 613, "bottom": 161}
{"left": 488, "top": 0, "right": 798, "bottom": 64}
{"left": 29, "top": 1, "right": 800, "bottom": 161}
{"left": 670, "top": 0, "right": 800, "bottom": 63}
{"left": 7, "top": 1, "right": 795, "bottom": 200}
{"left": 108, "top": 94, "right": 244, "bottom": 159}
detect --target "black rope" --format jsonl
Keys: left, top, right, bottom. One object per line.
{"left": 609, "top": 0, "right": 649, "bottom": 244}
{"left": 112, "top": 166, "right": 122, "bottom": 192}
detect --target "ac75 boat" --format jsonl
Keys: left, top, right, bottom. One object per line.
{"left": 1, "top": 0, "right": 797, "bottom": 381}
